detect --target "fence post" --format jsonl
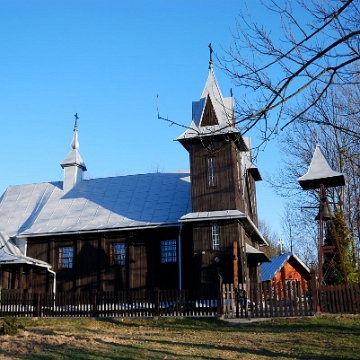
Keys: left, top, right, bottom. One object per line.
{"left": 153, "top": 287, "right": 160, "bottom": 318}
{"left": 235, "top": 286, "right": 240, "bottom": 319}
{"left": 91, "top": 289, "right": 98, "bottom": 317}
{"left": 34, "top": 290, "right": 42, "bottom": 318}
{"left": 309, "top": 270, "right": 319, "bottom": 314}
{"left": 216, "top": 272, "right": 223, "bottom": 316}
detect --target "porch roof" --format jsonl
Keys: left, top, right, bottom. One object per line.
{"left": 179, "top": 210, "right": 268, "bottom": 246}
{"left": 246, "top": 243, "right": 270, "bottom": 263}
{"left": 0, "top": 249, "right": 51, "bottom": 268}
{"left": 0, "top": 232, "right": 51, "bottom": 268}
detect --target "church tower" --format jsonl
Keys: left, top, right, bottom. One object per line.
{"left": 178, "top": 50, "right": 268, "bottom": 290}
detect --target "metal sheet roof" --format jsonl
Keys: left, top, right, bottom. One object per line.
{"left": 61, "top": 149, "right": 86, "bottom": 170}
{"left": 260, "top": 252, "right": 310, "bottom": 281}
{"left": 0, "top": 232, "right": 51, "bottom": 268}
{"left": 179, "top": 210, "right": 246, "bottom": 222}
{"left": 242, "top": 137, "right": 261, "bottom": 181}
{"left": 179, "top": 210, "right": 268, "bottom": 246}
{"left": 246, "top": 243, "right": 270, "bottom": 263}
{"left": 0, "top": 172, "right": 191, "bottom": 238}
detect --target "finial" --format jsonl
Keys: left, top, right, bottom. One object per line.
{"left": 74, "top": 113, "right": 79, "bottom": 130}
{"left": 208, "top": 43, "right": 213, "bottom": 69}
{"left": 71, "top": 113, "right": 80, "bottom": 150}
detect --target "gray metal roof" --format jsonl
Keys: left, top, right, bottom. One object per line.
{"left": 246, "top": 243, "right": 270, "bottom": 263}
{"left": 61, "top": 148, "right": 86, "bottom": 170}
{"left": 298, "top": 145, "right": 345, "bottom": 190}
{"left": 179, "top": 209, "right": 245, "bottom": 222}
{"left": 0, "top": 172, "right": 191, "bottom": 238}
{"left": 0, "top": 232, "right": 50, "bottom": 268}
{"left": 179, "top": 210, "right": 268, "bottom": 246}
{"left": 243, "top": 137, "right": 262, "bottom": 181}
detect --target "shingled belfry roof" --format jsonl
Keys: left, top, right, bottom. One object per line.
{"left": 298, "top": 144, "right": 345, "bottom": 190}
{"left": 177, "top": 67, "right": 248, "bottom": 151}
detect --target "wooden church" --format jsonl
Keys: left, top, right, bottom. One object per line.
{"left": 0, "top": 60, "right": 269, "bottom": 295}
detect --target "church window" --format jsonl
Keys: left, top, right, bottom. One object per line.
{"left": 161, "top": 239, "right": 177, "bottom": 263}
{"left": 110, "top": 243, "right": 126, "bottom": 266}
{"left": 212, "top": 222, "right": 220, "bottom": 250}
{"left": 59, "top": 246, "right": 74, "bottom": 269}
{"left": 208, "top": 157, "right": 217, "bottom": 187}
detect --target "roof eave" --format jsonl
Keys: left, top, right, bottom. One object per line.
{"left": 16, "top": 222, "right": 182, "bottom": 239}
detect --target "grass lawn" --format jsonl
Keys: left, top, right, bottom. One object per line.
{"left": 0, "top": 315, "right": 359, "bottom": 359}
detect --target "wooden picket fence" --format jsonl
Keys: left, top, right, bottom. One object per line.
{"left": 1, "top": 281, "right": 359, "bottom": 318}
{"left": 315, "top": 284, "right": 360, "bottom": 314}
{"left": 0, "top": 288, "right": 219, "bottom": 318}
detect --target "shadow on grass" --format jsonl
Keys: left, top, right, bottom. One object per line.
{"left": 245, "top": 317, "right": 360, "bottom": 336}
{"left": 8, "top": 338, "right": 356, "bottom": 360}
{"left": 96, "top": 316, "right": 360, "bottom": 337}
{"left": 8, "top": 317, "right": 360, "bottom": 360}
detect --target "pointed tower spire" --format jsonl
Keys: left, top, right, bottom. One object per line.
{"left": 298, "top": 144, "right": 345, "bottom": 190}
{"left": 177, "top": 45, "right": 248, "bottom": 152}
{"left": 61, "top": 114, "right": 87, "bottom": 192}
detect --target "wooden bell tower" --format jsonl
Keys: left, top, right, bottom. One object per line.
{"left": 177, "top": 54, "right": 268, "bottom": 290}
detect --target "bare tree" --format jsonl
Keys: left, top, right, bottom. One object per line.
{"left": 258, "top": 219, "right": 281, "bottom": 258}
{"left": 267, "top": 78, "right": 360, "bottom": 268}
{"left": 281, "top": 201, "right": 318, "bottom": 267}
{"left": 220, "top": 0, "right": 360, "bottom": 152}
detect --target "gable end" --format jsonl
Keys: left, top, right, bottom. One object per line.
{"left": 200, "top": 96, "right": 219, "bottom": 127}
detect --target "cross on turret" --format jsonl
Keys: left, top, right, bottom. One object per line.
{"left": 278, "top": 238, "right": 284, "bottom": 255}
{"left": 74, "top": 113, "right": 79, "bottom": 129}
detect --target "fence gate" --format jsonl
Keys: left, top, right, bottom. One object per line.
{"left": 221, "top": 281, "right": 314, "bottom": 319}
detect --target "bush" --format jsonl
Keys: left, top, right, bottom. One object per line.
{"left": 0, "top": 317, "right": 23, "bottom": 336}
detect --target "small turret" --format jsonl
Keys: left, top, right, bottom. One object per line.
{"left": 60, "top": 113, "right": 87, "bottom": 192}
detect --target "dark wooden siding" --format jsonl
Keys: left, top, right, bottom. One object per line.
{"left": 244, "top": 171, "right": 259, "bottom": 227}
{"left": 188, "top": 138, "right": 244, "bottom": 213}
{"left": 180, "top": 224, "right": 195, "bottom": 289}
{"left": 102, "top": 235, "right": 127, "bottom": 291}
{"left": 191, "top": 220, "right": 246, "bottom": 288}
{"left": 25, "top": 226, "right": 182, "bottom": 293}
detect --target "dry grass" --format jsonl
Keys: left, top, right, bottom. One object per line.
{"left": 0, "top": 315, "right": 359, "bottom": 359}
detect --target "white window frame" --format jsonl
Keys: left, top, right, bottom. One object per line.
{"left": 212, "top": 222, "right": 220, "bottom": 250}
{"left": 208, "top": 157, "right": 217, "bottom": 187}
{"left": 161, "top": 239, "right": 177, "bottom": 263}
{"left": 111, "top": 243, "right": 126, "bottom": 266}
{"left": 59, "top": 246, "right": 74, "bottom": 269}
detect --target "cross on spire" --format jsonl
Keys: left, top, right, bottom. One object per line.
{"left": 208, "top": 43, "right": 213, "bottom": 69}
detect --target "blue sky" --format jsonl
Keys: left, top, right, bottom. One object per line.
{"left": 0, "top": 1, "right": 285, "bottom": 238}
